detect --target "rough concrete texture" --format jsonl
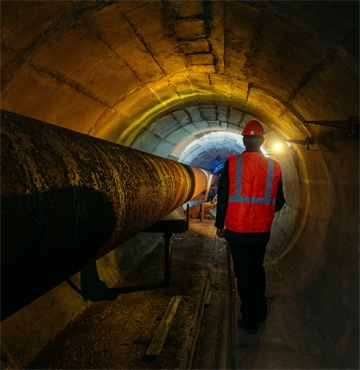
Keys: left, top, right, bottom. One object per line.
{"left": 0, "top": 1, "right": 359, "bottom": 369}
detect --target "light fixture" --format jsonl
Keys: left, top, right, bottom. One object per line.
{"left": 273, "top": 143, "right": 283, "bottom": 151}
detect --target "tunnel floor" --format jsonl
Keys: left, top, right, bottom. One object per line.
{"left": 28, "top": 218, "right": 330, "bottom": 369}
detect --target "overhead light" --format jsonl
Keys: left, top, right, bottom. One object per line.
{"left": 273, "top": 143, "right": 283, "bottom": 151}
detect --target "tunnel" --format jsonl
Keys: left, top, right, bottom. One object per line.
{"left": 0, "top": 1, "right": 358, "bottom": 369}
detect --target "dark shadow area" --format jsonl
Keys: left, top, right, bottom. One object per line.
{"left": 67, "top": 261, "right": 166, "bottom": 302}
{"left": 1, "top": 186, "right": 115, "bottom": 320}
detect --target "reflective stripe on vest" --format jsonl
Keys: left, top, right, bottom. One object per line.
{"left": 228, "top": 155, "right": 276, "bottom": 205}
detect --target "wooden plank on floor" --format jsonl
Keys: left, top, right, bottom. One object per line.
{"left": 144, "top": 295, "right": 182, "bottom": 360}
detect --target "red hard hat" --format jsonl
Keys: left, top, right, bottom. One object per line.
{"left": 241, "top": 120, "right": 265, "bottom": 136}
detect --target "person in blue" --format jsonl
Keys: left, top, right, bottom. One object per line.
{"left": 215, "top": 120, "right": 286, "bottom": 334}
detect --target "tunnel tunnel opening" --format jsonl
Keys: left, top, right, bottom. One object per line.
{"left": 130, "top": 107, "right": 303, "bottom": 265}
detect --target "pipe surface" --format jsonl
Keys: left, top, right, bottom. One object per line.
{"left": 1, "top": 110, "right": 209, "bottom": 320}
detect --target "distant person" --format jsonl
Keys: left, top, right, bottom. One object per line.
{"left": 215, "top": 120, "right": 286, "bottom": 334}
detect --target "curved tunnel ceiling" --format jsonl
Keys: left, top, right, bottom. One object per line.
{"left": 1, "top": 1, "right": 358, "bottom": 174}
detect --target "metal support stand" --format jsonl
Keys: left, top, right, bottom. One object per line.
{"left": 199, "top": 174, "right": 213, "bottom": 222}
{"left": 164, "top": 232, "right": 172, "bottom": 286}
{"left": 145, "top": 206, "right": 189, "bottom": 286}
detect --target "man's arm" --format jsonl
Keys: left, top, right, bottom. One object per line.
{"left": 215, "top": 159, "right": 229, "bottom": 230}
{"left": 275, "top": 173, "right": 286, "bottom": 212}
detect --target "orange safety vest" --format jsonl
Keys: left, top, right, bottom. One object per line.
{"left": 225, "top": 152, "right": 281, "bottom": 233}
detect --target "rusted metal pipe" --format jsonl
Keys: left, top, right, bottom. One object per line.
{"left": 1, "top": 109, "right": 209, "bottom": 320}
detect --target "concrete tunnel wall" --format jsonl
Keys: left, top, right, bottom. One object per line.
{"left": 0, "top": 1, "right": 359, "bottom": 369}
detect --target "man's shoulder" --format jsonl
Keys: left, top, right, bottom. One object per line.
{"left": 268, "top": 157, "right": 281, "bottom": 167}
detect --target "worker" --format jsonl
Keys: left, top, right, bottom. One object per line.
{"left": 215, "top": 120, "right": 286, "bottom": 334}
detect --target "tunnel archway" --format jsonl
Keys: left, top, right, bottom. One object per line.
{"left": 1, "top": 1, "right": 358, "bottom": 369}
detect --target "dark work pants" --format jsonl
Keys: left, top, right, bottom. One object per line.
{"left": 229, "top": 242, "right": 267, "bottom": 324}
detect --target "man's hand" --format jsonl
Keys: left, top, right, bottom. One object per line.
{"left": 216, "top": 228, "right": 226, "bottom": 238}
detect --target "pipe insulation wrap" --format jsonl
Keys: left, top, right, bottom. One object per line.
{"left": 0, "top": 109, "right": 209, "bottom": 319}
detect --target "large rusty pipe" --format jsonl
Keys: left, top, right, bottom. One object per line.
{"left": 1, "top": 110, "right": 209, "bottom": 320}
